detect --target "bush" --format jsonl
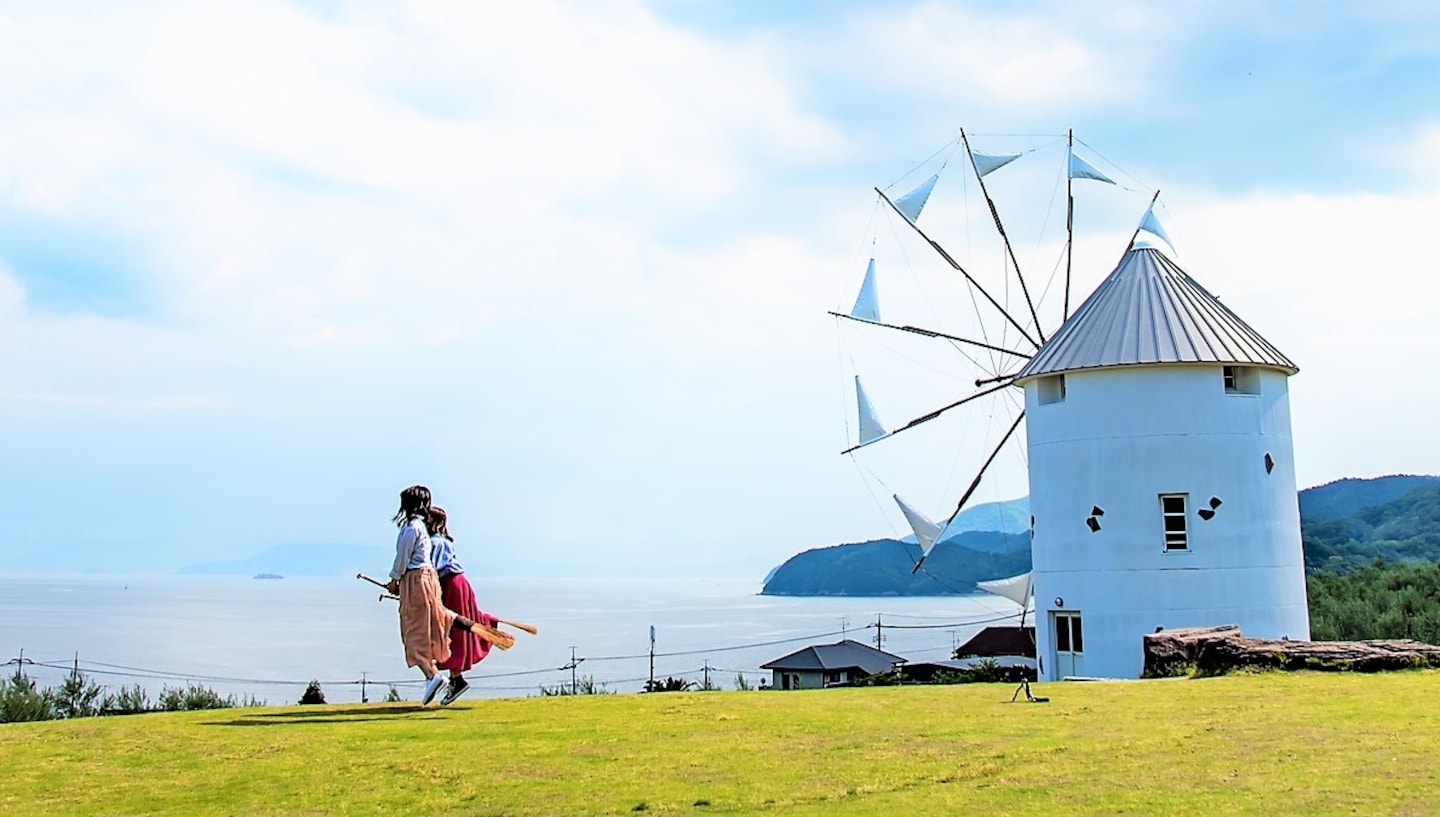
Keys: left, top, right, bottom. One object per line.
{"left": 539, "top": 675, "right": 613, "bottom": 696}
{"left": 157, "top": 683, "right": 239, "bottom": 712}
{"left": 102, "top": 684, "right": 152, "bottom": 715}
{"left": 299, "top": 680, "right": 327, "bottom": 705}
{"left": 383, "top": 686, "right": 402, "bottom": 703}
{"left": 733, "top": 673, "right": 752, "bottom": 691}
{"left": 642, "top": 677, "right": 694, "bottom": 693}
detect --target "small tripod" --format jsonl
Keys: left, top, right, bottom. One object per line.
{"left": 1010, "top": 677, "right": 1049, "bottom": 703}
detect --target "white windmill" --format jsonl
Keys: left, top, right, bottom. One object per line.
{"left": 834, "top": 130, "right": 1310, "bottom": 679}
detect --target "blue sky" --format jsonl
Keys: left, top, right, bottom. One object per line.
{"left": 1, "top": 1, "right": 1437, "bottom": 577}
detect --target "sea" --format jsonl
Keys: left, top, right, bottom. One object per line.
{"left": 0, "top": 574, "right": 1023, "bottom": 704}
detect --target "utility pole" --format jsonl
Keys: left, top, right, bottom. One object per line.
{"left": 5, "top": 649, "right": 34, "bottom": 681}
{"left": 874, "top": 614, "right": 883, "bottom": 649}
{"left": 648, "top": 626, "right": 656, "bottom": 692}
{"left": 562, "top": 647, "right": 585, "bottom": 695}
{"left": 360, "top": 672, "right": 369, "bottom": 704}
{"left": 702, "top": 660, "right": 710, "bottom": 691}
{"left": 840, "top": 616, "right": 849, "bottom": 639}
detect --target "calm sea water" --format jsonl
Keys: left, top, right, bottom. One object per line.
{"left": 0, "top": 574, "right": 1022, "bottom": 704}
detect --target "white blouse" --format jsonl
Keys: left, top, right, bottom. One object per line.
{"left": 389, "top": 517, "right": 433, "bottom": 579}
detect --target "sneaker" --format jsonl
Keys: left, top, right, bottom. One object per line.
{"left": 421, "top": 674, "right": 446, "bottom": 706}
{"left": 440, "top": 677, "right": 470, "bottom": 706}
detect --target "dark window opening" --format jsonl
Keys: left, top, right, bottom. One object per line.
{"left": 1161, "top": 493, "right": 1189, "bottom": 551}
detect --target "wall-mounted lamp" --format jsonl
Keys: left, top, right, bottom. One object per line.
{"left": 1054, "top": 597, "right": 1064, "bottom": 608}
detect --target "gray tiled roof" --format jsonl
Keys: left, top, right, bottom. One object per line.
{"left": 1013, "top": 246, "right": 1297, "bottom": 383}
{"left": 760, "top": 639, "right": 906, "bottom": 674}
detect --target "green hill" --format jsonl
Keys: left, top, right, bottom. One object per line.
{"left": 762, "top": 531, "right": 1030, "bottom": 596}
{"left": 1303, "top": 482, "right": 1440, "bottom": 571}
{"left": 1298, "top": 474, "right": 1440, "bottom": 523}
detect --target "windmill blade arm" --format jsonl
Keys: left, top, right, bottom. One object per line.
{"left": 875, "top": 187, "right": 1040, "bottom": 350}
{"left": 942, "top": 410, "right": 1026, "bottom": 526}
{"left": 839, "top": 380, "right": 1016, "bottom": 456}
{"left": 828, "top": 312, "right": 1032, "bottom": 359}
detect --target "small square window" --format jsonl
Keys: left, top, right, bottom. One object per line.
{"left": 1038, "top": 374, "right": 1066, "bottom": 405}
{"left": 1160, "top": 493, "right": 1189, "bottom": 551}
{"left": 1223, "top": 366, "right": 1260, "bottom": 395}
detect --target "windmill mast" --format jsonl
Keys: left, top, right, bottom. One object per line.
{"left": 1064, "top": 128, "right": 1074, "bottom": 320}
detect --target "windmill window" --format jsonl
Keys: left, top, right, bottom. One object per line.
{"left": 1160, "top": 493, "right": 1189, "bottom": 551}
{"left": 1223, "top": 366, "right": 1260, "bottom": 395}
{"left": 1038, "top": 374, "right": 1066, "bottom": 405}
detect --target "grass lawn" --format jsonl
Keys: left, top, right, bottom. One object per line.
{"left": 3, "top": 671, "right": 1439, "bottom": 815}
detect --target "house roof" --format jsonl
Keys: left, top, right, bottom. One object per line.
{"left": 954, "top": 626, "right": 1036, "bottom": 658}
{"left": 1013, "top": 245, "right": 1297, "bottom": 383}
{"left": 760, "top": 639, "right": 906, "bottom": 674}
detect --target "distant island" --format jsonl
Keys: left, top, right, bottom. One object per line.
{"left": 182, "top": 543, "right": 391, "bottom": 578}
{"left": 763, "top": 475, "right": 1440, "bottom": 596}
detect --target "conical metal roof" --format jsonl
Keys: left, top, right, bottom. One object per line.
{"left": 1013, "top": 246, "right": 1297, "bottom": 383}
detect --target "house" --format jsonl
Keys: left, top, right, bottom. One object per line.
{"left": 760, "top": 639, "right": 905, "bottom": 690}
{"left": 953, "top": 626, "right": 1035, "bottom": 659}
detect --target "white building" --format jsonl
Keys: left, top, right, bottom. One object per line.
{"left": 1012, "top": 237, "right": 1310, "bottom": 680}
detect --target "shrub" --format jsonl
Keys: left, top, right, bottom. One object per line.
{"left": 733, "top": 673, "right": 752, "bottom": 691}
{"left": 102, "top": 684, "right": 152, "bottom": 715}
{"left": 157, "top": 683, "right": 238, "bottom": 711}
{"left": 299, "top": 680, "right": 327, "bottom": 705}
{"left": 383, "top": 686, "right": 402, "bottom": 703}
{"left": 540, "top": 675, "right": 613, "bottom": 696}
{"left": 642, "top": 677, "right": 694, "bottom": 693}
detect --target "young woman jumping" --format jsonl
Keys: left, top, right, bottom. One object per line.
{"left": 427, "top": 506, "right": 499, "bottom": 705}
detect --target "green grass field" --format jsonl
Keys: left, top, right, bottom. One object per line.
{"left": 4, "top": 671, "right": 1439, "bottom": 815}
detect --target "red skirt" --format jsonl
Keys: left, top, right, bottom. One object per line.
{"left": 438, "top": 571, "right": 493, "bottom": 672}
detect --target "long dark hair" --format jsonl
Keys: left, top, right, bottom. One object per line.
{"left": 393, "top": 485, "right": 432, "bottom": 526}
{"left": 427, "top": 506, "right": 453, "bottom": 541}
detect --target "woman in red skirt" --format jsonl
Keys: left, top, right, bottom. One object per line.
{"left": 427, "top": 506, "right": 497, "bottom": 705}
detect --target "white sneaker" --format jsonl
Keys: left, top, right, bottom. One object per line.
{"left": 421, "top": 674, "right": 446, "bottom": 705}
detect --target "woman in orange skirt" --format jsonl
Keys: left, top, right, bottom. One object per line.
{"left": 385, "top": 485, "right": 490, "bottom": 706}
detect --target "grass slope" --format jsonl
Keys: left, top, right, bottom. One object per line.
{"left": 4, "top": 672, "right": 1440, "bottom": 815}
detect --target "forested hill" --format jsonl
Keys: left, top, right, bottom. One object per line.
{"left": 1302, "top": 479, "right": 1440, "bottom": 571}
{"left": 761, "top": 531, "right": 1030, "bottom": 596}
{"left": 765, "top": 475, "right": 1440, "bottom": 596}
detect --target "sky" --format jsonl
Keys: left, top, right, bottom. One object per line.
{"left": 1, "top": 0, "right": 1438, "bottom": 578}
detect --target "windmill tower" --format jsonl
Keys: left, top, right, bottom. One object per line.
{"left": 1011, "top": 234, "right": 1310, "bottom": 680}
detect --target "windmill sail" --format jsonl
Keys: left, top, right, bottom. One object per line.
{"left": 970, "top": 150, "right": 1022, "bottom": 178}
{"left": 1068, "top": 150, "right": 1115, "bottom": 184}
{"left": 977, "top": 572, "right": 1033, "bottom": 608}
{"left": 894, "top": 495, "right": 947, "bottom": 571}
{"left": 854, "top": 376, "right": 888, "bottom": 445}
{"left": 850, "top": 258, "right": 880, "bottom": 322}
{"left": 892, "top": 174, "right": 939, "bottom": 223}
{"left": 1138, "top": 202, "right": 1173, "bottom": 249}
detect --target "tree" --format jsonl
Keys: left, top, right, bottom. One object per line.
{"left": 53, "top": 668, "right": 105, "bottom": 719}
{"left": 0, "top": 674, "right": 56, "bottom": 723}
{"left": 299, "top": 680, "right": 327, "bottom": 705}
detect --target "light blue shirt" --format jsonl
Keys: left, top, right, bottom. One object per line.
{"left": 389, "top": 517, "right": 432, "bottom": 579}
{"left": 431, "top": 535, "right": 465, "bottom": 575}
